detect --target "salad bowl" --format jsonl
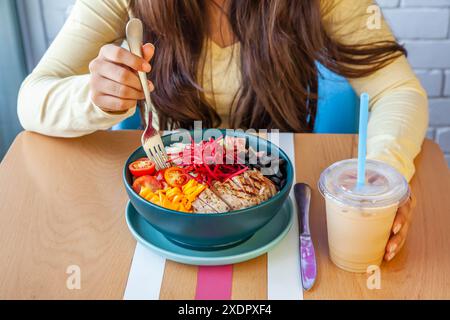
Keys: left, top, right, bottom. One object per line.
{"left": 123, "top": 130, "right": 294, "bottom": 250}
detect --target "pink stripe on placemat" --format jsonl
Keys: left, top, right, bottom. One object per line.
{"left": 195, "top": 265, "right": 233, "bottom": 300}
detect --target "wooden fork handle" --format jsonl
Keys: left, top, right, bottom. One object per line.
{"left": 126, "top": 18, "right": 153, "bottom": 127}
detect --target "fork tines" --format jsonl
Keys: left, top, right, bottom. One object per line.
{"left": 147, "top": 144, "right": 170, "bottom": 171}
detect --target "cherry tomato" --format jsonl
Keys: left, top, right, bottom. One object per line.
{"left": 129, "top": 158, "right": 156, "bottom": 177}
{"left": 132, "top": 175, "right": 162, "bottom": 194}
{"left": 164, "top": 167, "right": 190, "bottom": 188}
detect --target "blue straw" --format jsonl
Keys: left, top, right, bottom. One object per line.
{"left": 357, "top": 93, "right": 370, "bottom": 187}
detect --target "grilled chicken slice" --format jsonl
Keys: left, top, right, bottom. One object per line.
{"left": 192, "top": 198, "right": 218, "bottom": 214}
{"left": 231, "top": 174, "right": 257, "bottom": 195}
{"left": 212, "top": 181, "right": 245, "bottom": 210}
{"left": 212, "top": 180, "right": 259, "bottom": 210}
{"left": 192, "top": 188, "right": 231, "bottom": 214}
{"left": 232, "top": 169, "right": 277, "bottom": 203}
{"left": 198, "top": 188, "right": 230, "bottom": 213}
{"left": 192, "top": 169, "right": 278, "bottom": 213}
{"left": 247, "top": 169, "right": 277, "bottom": 198}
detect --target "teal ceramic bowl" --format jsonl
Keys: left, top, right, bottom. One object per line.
{"left": 123, "top": 130, "right": 294, "bottom": 250}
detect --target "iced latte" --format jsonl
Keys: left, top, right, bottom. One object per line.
{"left": 319, "top": 159, "right": 410, "bottom": 273}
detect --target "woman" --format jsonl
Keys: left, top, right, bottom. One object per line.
{"left": 18, "top": 0, "right": 428, "bottom": 262}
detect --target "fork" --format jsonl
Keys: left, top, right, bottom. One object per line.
{"left": 126, "top": 18, "right": 170, "bottom": 171}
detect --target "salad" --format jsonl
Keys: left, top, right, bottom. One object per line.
{"left": 129, "top": 136, "right": 287, "bottom": 214}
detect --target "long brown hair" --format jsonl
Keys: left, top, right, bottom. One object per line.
{"left": 131, "top": 0, "right": 406, "bottom": 132}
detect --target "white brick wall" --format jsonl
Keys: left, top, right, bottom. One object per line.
{"left": 378, "top": 0, "right": 450, "bottom": 167}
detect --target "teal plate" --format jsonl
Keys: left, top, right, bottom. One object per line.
{"left": 126, "top": 198, "right": 294, "bottom": 266}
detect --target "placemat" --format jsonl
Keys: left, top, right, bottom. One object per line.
{"left": 124, "top": 133, "right": 302, "bottom": 300}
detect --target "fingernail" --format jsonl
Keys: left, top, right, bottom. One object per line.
{"left": 393, "top": 224, "right": 402, "bottom": 235}
{"left": 148, "top": 81, "right": 155, "bottom": 92}
{"left": 144, "top": 43, "right": 155, "bottom": 53}
{"left": 387, "top": 252, "right": 396, "bottom": 261}
{"left": 389, "top": 243, "right": 397, "bottom": 253}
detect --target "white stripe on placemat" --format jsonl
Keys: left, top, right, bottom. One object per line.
{"left": 267, "top": 133, "right": 303, "bottom": 300}
{"left": 123, "top": 244, "right": 166, "bottom": 300}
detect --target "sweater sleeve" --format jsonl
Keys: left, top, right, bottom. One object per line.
{"left": 321, "top": 0, "right": 429, "bottom": 182}
{"left": 17, "top": 0, "right": 135, "bottom": 138}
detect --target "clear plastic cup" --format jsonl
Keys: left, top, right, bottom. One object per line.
{"left": 318, "top": 159, "right": 410, "bottom": 273}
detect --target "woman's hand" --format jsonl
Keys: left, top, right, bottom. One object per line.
{"left": 384, "top": 191, "right": 416, "bottom": 261}
{"left": 89, "top": 43, "right": 155, "bottom": 113}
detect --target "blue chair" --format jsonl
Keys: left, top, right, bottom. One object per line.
{"left": 113, "top": 64, "right": 359, "bottom": 133}
{"left": 314, "top": 63, "right": 359, "bottom": 134}
{"left": 112, "top": 107, "right": 143, "bottom": 131}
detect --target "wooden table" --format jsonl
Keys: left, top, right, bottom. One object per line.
{"left": 0, "top": 131, "right": 449, "bottom": 300}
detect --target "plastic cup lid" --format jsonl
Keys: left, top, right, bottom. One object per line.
{"left": 318, "top": 159, "right": 410, "bottom": 209}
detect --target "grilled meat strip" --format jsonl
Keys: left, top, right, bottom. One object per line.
{"left": 192, "top": 188, "right": 231, "bottom": 214}
{"left": 212, "top": 169, "right": 277, "bottom": 210}
{"left": 191, "top": 198, "right": 217, "bottom": 214}
{"left": 212, "top": 181, "right": 252, "bottom": 210}
{"left": 236, "top": 169, "right": 277, "bottom": 201}
{"left": 191, "top": 169, "right": 278, "bottom": 213}
{"left": 198, "top": 188, "right": 231, "bottom": 213}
